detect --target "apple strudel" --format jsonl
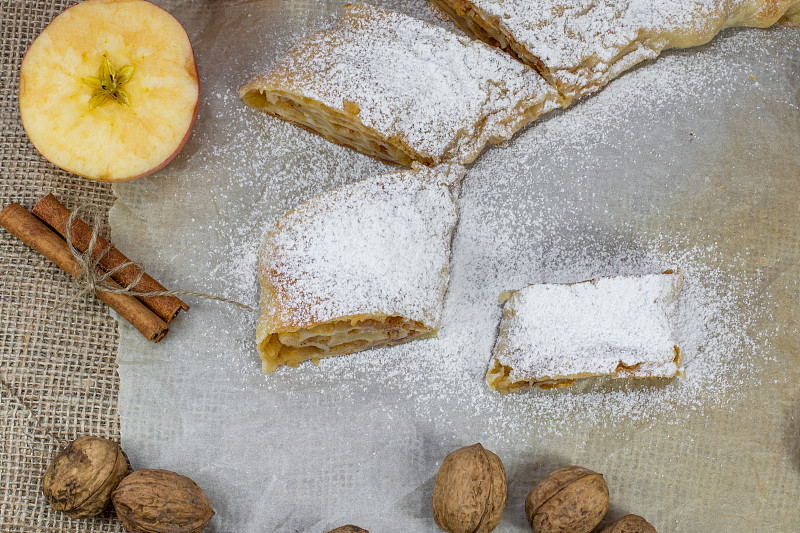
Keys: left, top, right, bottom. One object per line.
{"left": 256, "top": 164, "right": 463, "bottom": 374}
{"left": 487, "top": 271, "right": 684, "bottom": 393}
{"left": 239, "top": 4, "right": 559, "bottom": 167}
{"left": 432, "top": 0, "right": 800, "bottom": 103}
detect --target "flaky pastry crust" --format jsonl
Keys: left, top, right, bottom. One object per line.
{"left": 240, "top": 4, "right": 559, "bottom": 166}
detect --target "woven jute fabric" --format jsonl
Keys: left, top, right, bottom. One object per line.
{"left": 1, "top": 1, "right": 124, "bottom": 531}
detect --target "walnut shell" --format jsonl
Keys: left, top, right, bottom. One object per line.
{"left": 327, "top": 526, "right": 369, "bottom": 533}
{"left": 432, "top": 443, "right": 507, "bottom": 533}
{"left": 42, "top": 436, "right": 129, "bottom": 518}
{"left": 598, "top": 514, "right": 657, "bottom": 533}
{"left": 112, "top": 469, "right": 214, "bottom": 533}
{"left": 524, "top": 465, "right": 609, "bottom": 533}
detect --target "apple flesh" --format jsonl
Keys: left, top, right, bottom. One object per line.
{"left": 19, "top": 0, "right": 199, "bottom": 182}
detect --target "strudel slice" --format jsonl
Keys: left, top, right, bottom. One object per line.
{"left": 432, "top": 0, "right": 800, "bottom": 103}
{"left": 239, "top": 4, "right": 559, "bottom": 167}
{"left": 256, "top": 164, "right": 463, "bottom": 374}
{"left": 487, "top": 271, "right": 684, "bottom": 393}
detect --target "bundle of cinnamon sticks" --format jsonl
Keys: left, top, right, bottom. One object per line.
{"left": 0, "top": 194, "right": 188, "bottom": 342}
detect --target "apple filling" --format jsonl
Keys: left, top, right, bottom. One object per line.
{"left": 240, "top": 89, "right": 419, "bottom": 167}
{"left": 258, "top": 316, "right": 433, "bottom": 374}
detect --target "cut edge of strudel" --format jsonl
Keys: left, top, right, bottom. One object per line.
{"left": 257, "top": 313, "right": 437, "bottom": 374}
{"left": 240, "top": 88, "right": 420, "bottom": 167}
{"left": 430, "top": 0, "right": 559, "bottom": 94}
{"left": 486, "top": 270, "right": 684, "bottom": 393}
{"left": 256, "top": 164, "right": 462, "bottom": 374}
{"left": 239, "top": 3, "right": 559, "bottom": 167}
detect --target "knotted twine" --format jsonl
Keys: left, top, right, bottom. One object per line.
{"left": 6, "top": 206, "right": 255, "bottom": 450}
{"left": 54, "top": 205, "right": 254, "bottom": 313}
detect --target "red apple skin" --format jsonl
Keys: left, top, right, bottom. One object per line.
{"left": 18, "top": 0, "right": 200, "bottom": 182}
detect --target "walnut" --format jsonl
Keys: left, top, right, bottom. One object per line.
{"left": 112, "top": 469, "right": 214, "bottom": 533}
{"left": 41, "top": 436, "right": 129, "bottom": 518}
{"left": 327, "top": 526, "right": 369, "bottom": 533}
{"left": 598, "top": 514, "right": 657, "bottom": 533}
{"left": 524, "top": 465, "right": 609, "bottom": 533}
{"left": 432, "top": 443, "right": 507, "bottom": 533}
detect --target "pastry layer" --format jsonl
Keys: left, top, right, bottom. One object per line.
{"left": 256, "top": 164, "right": 463, "bottom": 374}
{"left": 487, "top": 271, "right": 684, "bottom": 393}
{"left": 240, "top": 3, "right": 559, "bottom": 166}
{"left": 433, "top": 0, "right": 800, "bottom": 103}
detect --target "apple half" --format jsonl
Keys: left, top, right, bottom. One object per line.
{"left": 19, "top": 0, "right": 199, "bottom": 182}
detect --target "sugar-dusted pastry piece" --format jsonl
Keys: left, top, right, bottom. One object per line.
{"left": 256, "top": 164, "right": 463, "bottom": 374}
{"left": 487, "top": 271, "right": 684, "bottom": 393}
{"left": 432, "top": 0, "right": 800, "bottom": 103}
{"left": 239, "top": 4, "right": 559, "bottom": 167}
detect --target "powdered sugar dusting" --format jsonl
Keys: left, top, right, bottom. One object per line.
{"left": 496, "top": 273, "right": 683, "bottom": 383}
{"left": 278, "top": 222, "right": 769, "bottom": 444}
{"left": 258, "top": 165, "right": 461, "bottom": 332}
{"left": 197, "top": 32, "right": 787, "bottom": 437}
{"left": 241, "top": 3, "right": 559, "bottom": 164}
{"left": 222, "top": 29, "right": 791, "bottom": 441}
{"left": 452, "top": 0, "right": 797, "bottom": 99}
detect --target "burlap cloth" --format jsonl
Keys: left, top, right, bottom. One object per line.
{"left": 1, "top": 1, "right": 124, "bottom": 531}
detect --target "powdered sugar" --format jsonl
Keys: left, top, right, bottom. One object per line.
{"left": 445, "top": 0, "right": 797, "bottom": 100}
{"left": 495, "top": 273, "right": 683, "bottom": 385}
{"left": 234, "top": 29, "right": 790, "bottom": 438}
{"left": 258, "top": 165, "right": 461, "bottom": 333}
{"left": 240, "top": 3, "right": 559, "bottom": 165}
{"left": 271, "top": 213, "right": 765, "bottom": 439}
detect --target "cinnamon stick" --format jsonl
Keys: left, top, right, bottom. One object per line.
{"left": 32, "top": 193, "right": 188, "bottom": 324}
{"left": 0, "top": 203, "right": 169, "bottom": 343}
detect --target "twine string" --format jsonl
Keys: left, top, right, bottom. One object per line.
{"left": 53, "top": 206, "right": 254, "bottom": 312}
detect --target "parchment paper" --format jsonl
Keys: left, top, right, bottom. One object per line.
{"left": 110, "top": 1, "right": 800, "bottom": 531}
